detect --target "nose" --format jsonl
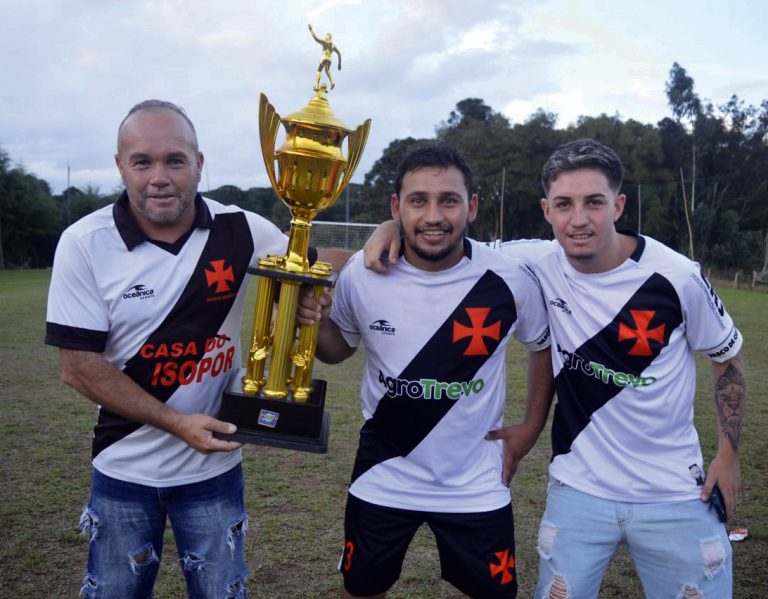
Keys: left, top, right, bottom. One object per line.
{"left": 148, "top": 164, "right": 171, "bottom": 187}
{"left": 423, "top": 199, "right": 443, "bottom": 223}
{"left": 570, "top": 203, "right": 588, "bottom": 227}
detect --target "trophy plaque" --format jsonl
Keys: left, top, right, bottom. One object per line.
{"left": 216, "top": 25, "right": 370, "bottom": 453}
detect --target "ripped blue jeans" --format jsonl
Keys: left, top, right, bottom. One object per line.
{"left": 535, "top": 477, "right": 732, "bottom": 599}
{"left": 80, "top": 464, "right": 249, "bottom": 599}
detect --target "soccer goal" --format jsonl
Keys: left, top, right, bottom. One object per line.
{"left": 310, "top": 220, "right": 379, "bottom": 250}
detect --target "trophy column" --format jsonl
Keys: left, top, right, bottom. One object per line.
{"left": 215, "top": 31, "right": 370, "bottom": 453}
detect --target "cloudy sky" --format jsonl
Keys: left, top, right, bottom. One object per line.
{"left": 2, "top": 0, "right": 767, "bottom": 195}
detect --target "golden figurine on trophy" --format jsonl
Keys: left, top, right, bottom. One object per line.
{"left": 217, "top": 25, "right": 371, "bottom": 452}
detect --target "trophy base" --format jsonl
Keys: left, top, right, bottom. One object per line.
{"left": 215, "top": 369, "right": 330, "bottom": 453}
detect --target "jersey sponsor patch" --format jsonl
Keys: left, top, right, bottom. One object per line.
{"left": 122, "top": 284, "right": 155, "bottom": 300}
{"left": 378, "top": 370, "right": 485, "bottom": 401}
{"left": 369, "top": 319, "right": 396, "bottom": 335}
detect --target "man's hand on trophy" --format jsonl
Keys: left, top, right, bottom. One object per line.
{"left": 363, "top": 219, "right": 401, "bottom": 272}
{"left": 171, "top": 413, "right": 242, "bottom": 455}
{"left": 296, "top": 284, "right": 332, "bottom": 326}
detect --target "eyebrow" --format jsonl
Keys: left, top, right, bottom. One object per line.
{"left": 405, "top": 190, "right": 463, "bottom": 199}
{"left": 551, "top": 192, "right": 607, "bottom": 201}
{"left": 128, "top": 151, "right": 189, "bottom": 161}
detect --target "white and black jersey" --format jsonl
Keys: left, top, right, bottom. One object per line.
{"left": 495, "top": 233, "right": 742, "bottom": 502}
{"left": 46, "top": 193, "right": 288, "bottom": 487}
{"left": 330, "top": 240, "right": 551, "bottom": 513}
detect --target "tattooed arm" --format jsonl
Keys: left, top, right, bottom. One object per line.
{"left": 701, "top": 352, "right": 746, "bottom": 521}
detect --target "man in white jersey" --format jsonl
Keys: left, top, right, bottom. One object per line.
{"left": 45, "top": 100, "right": 346, "bottom": 598}
{"left": 363, "top": 139, "right": 747, "bottom": 598}
{"left": 311, "top": 143, "right": 553, "bottom": 598}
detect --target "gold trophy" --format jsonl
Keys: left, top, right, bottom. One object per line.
{"left": 217, "top": 25, "right": 371, "bottom": 452}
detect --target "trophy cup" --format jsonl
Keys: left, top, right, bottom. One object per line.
{"left": 216, "top": 25, "right": 371, "bottom": 453}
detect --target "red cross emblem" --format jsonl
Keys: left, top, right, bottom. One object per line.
{"left": 205, "top": 260, "right": 235, "bottom": 293}
{"left": 489, "top": 549, "right": 515, "bottom": 585}
{"left": 618, "top": 309, "right": 666, "bottom": 356}
{"left": 453, "top": 307, "right": 501, "bottom": 356}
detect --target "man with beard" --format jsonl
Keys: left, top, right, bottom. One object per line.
{"left": 313, "top": 143, "right": 553, "bottom": 598}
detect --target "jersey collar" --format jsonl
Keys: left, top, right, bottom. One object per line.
{"left": 619, "top": 229, "right": 645, "bottom": 262}
{"left": 113, "top": 192, "right": 213, "bottom": 251}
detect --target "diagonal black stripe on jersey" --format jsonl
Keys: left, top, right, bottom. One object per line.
{"left": 550, "top": 272, "right": 682, "bottom": 459}
{"left": 351, "top": 269, "right": 517, "bottom": 483}
{"left": 92, "top": 213, "right": 255, "bottom": 458}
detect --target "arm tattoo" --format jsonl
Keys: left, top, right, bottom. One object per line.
{"left": 714, "top": 361, "right": 746, "bottom": 453}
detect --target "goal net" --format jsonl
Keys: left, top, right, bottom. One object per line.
{"left": 755, "top": 231, "right": 768, "bottom": 285}
{"left": 310, "top": 220, "right": 379, "bottom": 250}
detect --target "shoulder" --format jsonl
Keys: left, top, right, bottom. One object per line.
{"left": 635, "top": 235, "right": 728, "bottom": 313}
{"left": 636, "top": 236, "right": 700, "bottom": 282}
{"left": 203, "top": 197, "right": 282, "bottom": 232}
{"left": 55, "top": 206, "right": 119, "bottom": 262}
{"left": 63, "top": 204, "right": 117, "bottom": 240}
{"left": 490, "top": 238, "right": 558, "bottom": 264}
{"left": 337, "top": 250, "right": 367, "bottom": 279}
{"left": 469, "top": 239, "right": 543, "bottom": 279}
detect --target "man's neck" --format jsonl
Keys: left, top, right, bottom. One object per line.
{"left": 567, "top": 231, "right": 638, "bottom": 274}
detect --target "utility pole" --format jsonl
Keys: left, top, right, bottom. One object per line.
{"left": 499, "top": 167, "right": 506, "bottom": 240}
{"left": 345, "top": 185, "right": 350, "bottom": 248}
{"left": 637, "top": 183, "right": 642, "bottom": 234}
{"left": 691, "top": 142, "right": 696, "bottom": 213}
{"left": 66, "top": 163, "right": 71, "bottom": 225}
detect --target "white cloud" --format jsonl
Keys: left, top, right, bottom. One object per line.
{"left": 199, "top": 30, "right": 256, "bottom": 48}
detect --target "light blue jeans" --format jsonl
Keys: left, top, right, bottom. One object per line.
{"left": 535, "top": 477, "right": 732, "bottom": 599}
{"left": 80, "top": 464, "right": 249, "bottom": 599}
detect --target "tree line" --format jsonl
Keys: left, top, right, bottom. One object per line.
{"left": 1, "top": 63, "right": 766, "bottom": 273}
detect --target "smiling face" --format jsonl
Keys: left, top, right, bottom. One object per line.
{"left": 391, "top": 165, "right": 478, "bottom": 272}
{"left": 115, "top": 107, "right": 203, "bottom": 241}
{"left": 541, "top": 168, "right": 626, "bottom": 273}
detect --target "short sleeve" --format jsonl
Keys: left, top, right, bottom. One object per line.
{"left": 246, "top": 212, "right": 289, "bottom": 267}
{"left": 45, "top": 231, "right": 110, "bottom": 351}
{"left": 682, "top": 267, "right": 743, "bottom": 362}
{"left": 329, "top": 252, "right": 363, "bottom": 348}
{"left": 509, "top": 262, "right": 551, "bottom": 351}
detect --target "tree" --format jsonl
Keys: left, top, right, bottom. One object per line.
{"left": 446, "top": 98, "right": 495, "bottom": 128}
{"left": 0, "top": 148, "right": 62, "bottom": 268}
{"left": 666, "top": 62, "right": 702, "bottom": 122}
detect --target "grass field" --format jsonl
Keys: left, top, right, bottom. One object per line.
{"left": 0, "top": 269, "right": 765, "bottom": 598}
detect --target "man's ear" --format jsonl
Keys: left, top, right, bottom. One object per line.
{"left": 540, "top": 197, "right": 551, "bottom": 223}
{"left": 468, "top": 193, "right": 479, "bottom": 224}
{"left": 614, "top": 193, "right": 627, "bottom": 222}
{"left": 390, "top": 194, "right": 400, "bottom": 222}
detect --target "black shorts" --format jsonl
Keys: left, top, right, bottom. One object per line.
{"left": 339, "top": 493, "right": 517, "bottom": 598}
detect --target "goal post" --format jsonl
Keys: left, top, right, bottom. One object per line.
{"left": 310, "top": 220, "right": 379, "bottom": 250}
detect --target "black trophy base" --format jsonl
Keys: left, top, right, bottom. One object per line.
{"left": 215, "top": 370, "right": 330, "bottom": 453}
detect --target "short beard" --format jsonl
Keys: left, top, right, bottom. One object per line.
{"left": 564, "top": 250, "right": 595, "bottom": 264}
{"left": 135, "top": 195, "right": 192, "bottom": 227}
{"left": 399, "top": 222, "right": 468, "bottom": 264}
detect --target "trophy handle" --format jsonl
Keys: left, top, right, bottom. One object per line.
{"left": 337, "top": 118, "right": 372, "bottom": 194}
{"left": 258, "top": 93, "right": 282, "bottom": 192}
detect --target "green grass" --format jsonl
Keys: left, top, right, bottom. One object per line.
{"left": 1, "top": 270, "right": 765, "bottom": 598}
